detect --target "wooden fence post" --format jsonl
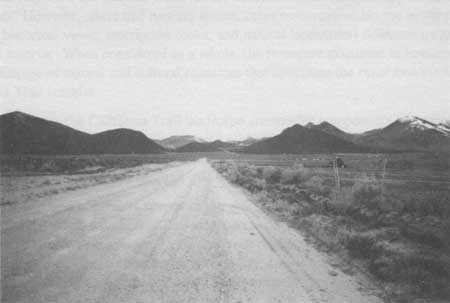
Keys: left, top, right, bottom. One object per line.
{"left": 333, "top": 159, "right": 341, "bottom": 190}
{"left": 381, "top": 158, "right": 388, "bottom": 203}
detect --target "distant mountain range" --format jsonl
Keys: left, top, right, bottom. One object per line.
{"left": 156, "top": 135, "right": 206, "bottom": 149}
{"left": 243, "top": 116, "right": 450, "bottom": 154}
{"left": 0, "top": 111, "right": 165, "bottom": 154}
{"left": 228, "top": 137, "right": 261, "bottom": 147}
{"left": 175, "top": 140, "right": 235, "bottom": 152}
{"left": 1, "top": 111, "right": 448, "bottom": 155}
{"left": 244, "top": 116, "right": 450, "bottom": 154}
{"left": 156, "top": 136, "right": 258, "bottom": 151}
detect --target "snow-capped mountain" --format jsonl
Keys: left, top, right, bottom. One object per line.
{"left": 357, "top": 116, "right": 450, "bottom": 151}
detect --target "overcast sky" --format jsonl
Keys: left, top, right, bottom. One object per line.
{"left": 1, "top": 0, "right": 449, "bottom": 140}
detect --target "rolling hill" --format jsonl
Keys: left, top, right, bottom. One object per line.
{"left": 0, "top": 111, "right": 91, "bottom": 154}
{"left": 90, "top": 129, "right": 166, "bottom": 154}
{"left": 242, "top": 124, "right": 370, "bottom": 154}
{"left": 0, "top": 111, "right": 165, "bottom": 154}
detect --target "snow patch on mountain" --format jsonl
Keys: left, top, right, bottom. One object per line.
{"left": 192, "top": 136, "right": 206, "bottom": 143}
{"left": 397, "top": 116, "right": 450, "bottom": 135}
{"left": 397, "top": 116, "right": 418, "bottom": 123}
{"left": 438, "top": 120, "right": 450, "bottom": 131}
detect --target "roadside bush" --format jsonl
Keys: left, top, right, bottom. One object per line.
{"left": 218, "top": 163, "right": 267, "bottom": 193}
{"left": 371, "top": 254, "right": 450, "bottom": 297}
{"left": 306, "top": 175, "right": 324, "bottom": 188}
{"left": 39, "top": 160, "right": 58, "bottom": 172}
{"left": 327, "top": 189, "right": 353, "bottom": 215}
{"left": 240, "top": 176, "right": 265, "bottom": 193}
{"left": 399, "top": 218, "right": 450, "bottom": 249}
{"left": 223, "top": 164, "right": 242, "bottom": 184}
{"left": 237, "top": 164, "right": 258, "bottom": 179}
{"left": 350, "top": 175, "right": 385, "bottom": 220}
{"left": 305, "top": 176, "right": 332, "bottom": 197}
{"left": 346, "top": 234, "right": 381, "bottom": 259}
{"left": 400, "top": 255, "right": 450, "bottom": 297}
{"left": 401, "top": 191, "right": 450, "bottom": 219}
{"left": 400, "top": 224, "right": 446, "bottom": 249}
{"left": 262, "top": 166, "right": 282, "bottom": 184}
{"left": 352, "top": 175, "right": 382, "bottom": 206}
{"left": 298, "top": 214, "right": 350, "bottom": 251}
{"left": 280, "top": 164, "right": 311, "bottom": 184}
{"left": 256, "top": 167, "right": 264, "bottom": 179}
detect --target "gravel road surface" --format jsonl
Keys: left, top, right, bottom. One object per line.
{"left": 1, "top": 159, "right": 382, "bottom": 303}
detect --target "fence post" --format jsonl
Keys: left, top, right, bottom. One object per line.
{"left": 333, "top": 158, "right": 341, "bottom": 190}
{"left": 382, "top": 158, "right": 388, "bottom": 180}
{"left": 381, "top": 158, "right": 388, "bottom": 203}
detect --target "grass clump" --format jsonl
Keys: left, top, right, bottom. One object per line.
{"left": 346, "top": 234, "right": 381, "bottom": 259}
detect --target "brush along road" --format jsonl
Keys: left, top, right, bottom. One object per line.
{"left": 2, "top": 159, "right": 382, "bottom": 303}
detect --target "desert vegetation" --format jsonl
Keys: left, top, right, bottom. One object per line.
{"left": 211, "top": 155, "right": 450, "bottom": 302}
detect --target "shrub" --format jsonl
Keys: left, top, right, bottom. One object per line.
{"left": 280, "top": 164, "right": 311, "bottom": 184}
{"left": 306, "top": 175, "right": 324, "bottom": 188}
{"left": 306, "top": 176, "right": 332, "bottom": 197}
{"left": 402, "top": 191, "right": 450, "bottom": 219}
{"left": 370, "top": 253, "right": 450, "bottom": 297}
{"left": 400, "top": 224, "right": 445, "bottom": 249}
{"left": 346, "top": 234, "right": 381, "bottom": 259}
{"left": 256, "top": 166, "right": 264, "bottom": 179}
{"left": 327, "top": 189, "right": 353, "bottom": 215}
{"left": 399, "top": 255, "right": 449, "bottom": 296}
{"left": 237, "top": 175, "right": 265, "bottom": 192}
{"left": 237, "top": 164, "right": 258, "bottom": 179}
{"left": 262, "top": 166, "right": 282, "bottom": 184}
{"left": 352, "top": 176, "right": 382, "bottom": 204}
{"left": 39, "top": 160, "right": 57, "bottom": 172}
{"left": 298, "top": 214, "right": 349, "bottom": 251}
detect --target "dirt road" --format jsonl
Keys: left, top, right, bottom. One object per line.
{"left": 1, "top": 159, "right": 382, "bottom": 303}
